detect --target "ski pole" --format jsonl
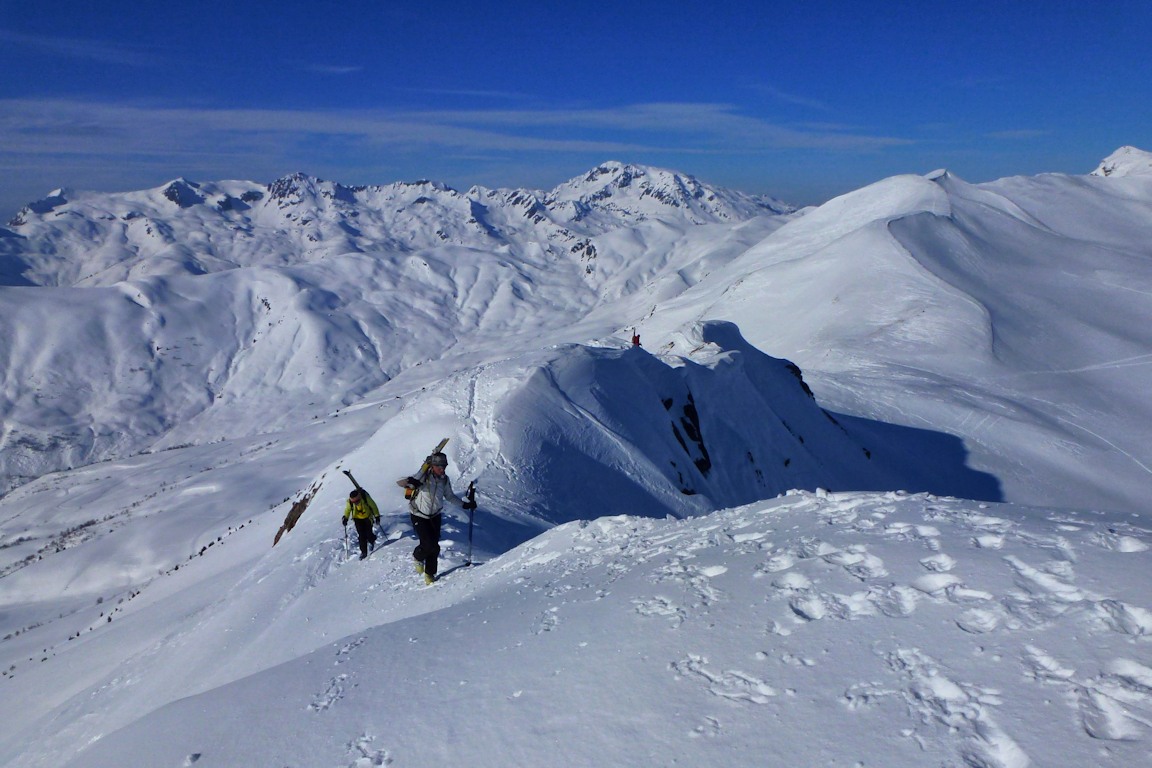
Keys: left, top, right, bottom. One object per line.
{"left": 465, "top": 481, "right": 476, "bottom": 566}
{"left": 342, "top": 469, "right": 359, "bottom": 559}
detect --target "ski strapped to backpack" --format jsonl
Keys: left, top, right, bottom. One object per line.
{"left": 342, "top": 468, "right": 363, "bottom": 493}
{"left": 397, "top": 437, "right": 449, "bottom": 500}
{"left": 343, "top": 469, "right": 383, "bottom": 540}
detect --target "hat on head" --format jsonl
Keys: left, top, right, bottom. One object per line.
{"left": 427, "top": 452, "right": 448, "bottom": 468}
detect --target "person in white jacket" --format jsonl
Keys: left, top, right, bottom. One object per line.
{"left": 406, "top": 452, "right": 474, "bottom": 583}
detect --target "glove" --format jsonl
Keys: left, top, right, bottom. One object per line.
{"left": 341, "top": 517, "right": 348, "bottom": 526}
{"left": 462, "top": 500, "right": 476, "bottom": 511}
{"left": 406, "top": 476, "right": 422, "bottom": 489}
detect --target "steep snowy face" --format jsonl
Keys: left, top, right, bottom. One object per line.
{"left": 472, "top": 320, "right": 996, "bottom": 529}
{"left": 159, "top": 179, "right": 205, "bottom": 208}
{"left": 1091, "top": 145, "right": 1152, "bottom": 177}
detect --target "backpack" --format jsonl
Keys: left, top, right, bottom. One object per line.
{"left": 397, "top": 470, "right": 427, "bottom": 501}
{"left": 395, "top": 437, "right": 450, "bottom": 500}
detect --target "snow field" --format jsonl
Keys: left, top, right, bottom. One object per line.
{"left": 44, "top": 490, "right": 1152, "bottom": 768}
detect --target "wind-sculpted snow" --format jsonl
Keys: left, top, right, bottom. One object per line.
{"left": 470, "top": 321, "right": 997, "bottom": 531}
{"left": 25, "top": 490, "right": 1151, "bottom": 768}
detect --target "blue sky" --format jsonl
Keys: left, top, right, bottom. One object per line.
{"left": 1, "top": 0, "right": 1150, "bottom": 216}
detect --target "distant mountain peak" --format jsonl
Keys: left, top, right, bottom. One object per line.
{"left": 549, "top": 161, "right": 792, "bottom": 223}
{"left": 8, "top": 190, "right": 69, "bottom": 224}
{"left": 162, "top": 179, "right": 205, "bottom": 208}
{"left": 566, "top": 161, "right": 712, "bottom": 199}
{"left": 581, "top": 160, "right": 649, "bottom": 184}
{"left": 267, "top": 172, "right": 325, "bottom": 201}
{"left": 396, "top": 178, "right": 453, "bottom": 191}
{"left": 1091, "top": 146, "right": 1152, "bottom": 177}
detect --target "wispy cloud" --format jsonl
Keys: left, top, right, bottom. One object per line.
{"left": 751, "top": 84, "right": 833, "bottom": 113}
{"left": 396, "top": 102, "right": 910, "bottom": 151}
{"left": 0, "top": 28, "right": 157, "bottom": 67}
{"left": 984, "top": 129, "right": 1051, "bottom": 140}
{"left": 304, "top": 64, "right": 365, "bottom": 75}
{"left": 0, "top": 98, "right": 912, "bottom": 159}
{"left": 403, "top": 87, "right": 536, "bottom": 102}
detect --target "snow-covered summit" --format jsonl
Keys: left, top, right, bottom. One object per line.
{"left": 548, "top": 160, "right": 792, "bottom": 225}
{"left": 159, "top": 178, "right": 206, "bottom": 208}
{"left": 1091, "top": 145, "right": 1152, "bottom": 177}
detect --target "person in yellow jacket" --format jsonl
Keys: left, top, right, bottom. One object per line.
{"left": 342, "top": 488, "right": 380, "bottom": 560}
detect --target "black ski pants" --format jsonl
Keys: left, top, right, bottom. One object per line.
{"left": 410, "top": 512, "right": 442, "bottom": 576}
{"left": 352, "top": 517, "right": 377, "bottom": 557}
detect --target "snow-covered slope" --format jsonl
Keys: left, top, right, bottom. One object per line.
{"left": 1, "top": 151, "right": 1151, "bottom": 768}
{"left": 7, "top": 489, "right": 1152, "bottom": 768}
{"left": 642, "top": 164, "right": 1152, "bottom": 513}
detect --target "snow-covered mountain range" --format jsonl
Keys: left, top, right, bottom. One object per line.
{"left": 1, "top": 148, "right": 1151, "bottom": 767}
{"left": 2, "top": 161, "right": 791, "bottom": 287}
{"left": 0, "top": 163, "right": 792, "bottom": 495}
